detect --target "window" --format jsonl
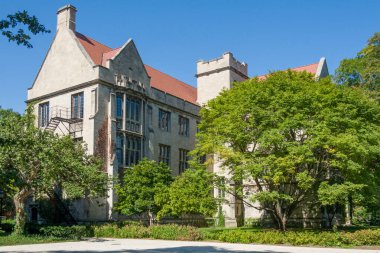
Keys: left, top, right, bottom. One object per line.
{"left": 126, "top": 96, "right": 141, "bottom": 133}
{"left": 116, "top": 93, "right": 123, "bottom": 130}
{"left": 71, "top": 92, "right": 84, "bottom": 119}
{"left": 91, "top": 88, "right": 98, "bottom": 116}
{"left": 147, "top": 105, "right": 153, "bottom": 128}
{"left": 179, "top": 149, "right": 189, "bottom": 174}
{"left": 217, "top": 177, "right": 226, "bottom": 198}
{"left": 125, "top": 135, "right": 141, "bottom": 167}
{"left": 159, "top": 109, "right": 171, "bottom": 131}
{"left": 38, "top": 102, "right": 49, "bottom": 127}
{"left": 116, "top": 133, "right": 124, "bottom": 166}
{"left": 178, "top": 116, "right": 189, "bottom": 136}
{"left": 159, "top": 144, "right": 170, "bottom": 165}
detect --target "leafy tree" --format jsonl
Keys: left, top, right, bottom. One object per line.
{"left": 335, "top": 33, "right": 380, "bottom": 90}
{"left": 0, "top": 107, "right": 109, "bottom": 234}
{"left": 196, "top": 70, "right": 380, "bottom": 230}
{"left": 114, "top": 159, "right": 173, "bottom": 226}
{"left": 156, "top": 165, "right": 217, "bottom": 220}
{"left": 0, "top": 11, "right": 50, "bottom": 48}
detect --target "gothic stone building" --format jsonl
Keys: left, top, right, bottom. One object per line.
{"left": 27, "top": 5, "right": 329, "bottom": 225}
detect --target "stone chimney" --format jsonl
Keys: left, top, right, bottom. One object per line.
{"left": 57, "top": 4, "right": 77, "bottom": 31}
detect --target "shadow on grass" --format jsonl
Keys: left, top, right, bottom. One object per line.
{"left": 2, "top": 245, "right": 288, "bottom": 253}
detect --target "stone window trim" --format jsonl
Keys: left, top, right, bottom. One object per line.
{"left": 71, "top": 92, "right": 84, "bottom": 119}
{"left": 159, "top": 144, "right": 170, "bottom": 166}
{"left": 178, "top": 148, "right": 189, "bottom": 174}
{"left": 178, "top": 115, "right": 190, "bottom": 137}
{"left": 158, "top": 108, "right": 171, "bottom": 132}
{"left": 116, "top": 132, "right": 142, "bottom": 168}
{"left": 38, "top": 102, "right": 50, "bottom": 128}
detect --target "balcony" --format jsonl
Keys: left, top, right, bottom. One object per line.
{"left": 44, "top": 106, "right": 83, "bottom": 138}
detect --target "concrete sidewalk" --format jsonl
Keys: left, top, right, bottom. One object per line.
{"left": 1, "top": 238, "right": 379, "bottom": 253}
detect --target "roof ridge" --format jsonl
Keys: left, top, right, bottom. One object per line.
{"left": 256, "top": 61, "right": 320, "bottom": 77}
{"left": 145, "top": 64, "right": 195, "bottom": 90}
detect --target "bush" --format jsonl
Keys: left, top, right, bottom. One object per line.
{"left": 202, "top": 228, "right": 380, "bottom": 247}
{"left": 93, "top": 224, "right": 202, "bottom": 241}
{"left": 0, "top": 219, "right": 15, "bottom": 233}
{"left": 40, "top": 225, "right": 93, "bottom": 239}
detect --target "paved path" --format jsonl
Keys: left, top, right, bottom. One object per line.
{"left": 1, "top": 238, "right": 379, "bottom": 253}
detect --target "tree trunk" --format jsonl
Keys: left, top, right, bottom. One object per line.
{"left": 148, "top": 210, "right": 154, "bottom": 226}
{"left": 345, "top": 196, "right": 353, "bottom": 225}
{"left": 13, "top": 188, "right": 31, "bottom": 234}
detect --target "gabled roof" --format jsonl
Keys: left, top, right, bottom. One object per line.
{"left": 257, "top": 62, "right": 319, "bottom": 80}
{"left": 74, "top": 32, "right": 198, "bottom": 105}
{"left": 144, "top": 65, "right": 197, "bottom": 104}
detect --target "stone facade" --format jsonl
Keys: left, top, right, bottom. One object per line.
{"left": 27, "top": 4, "right": 329, "bottom": 225}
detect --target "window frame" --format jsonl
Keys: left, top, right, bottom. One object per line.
{"left": 178, "top": 115, "right": 189, "bottom": 136}
{"left": 159, "top": 144, "right": 171, "bottom": 165}
{"left": 178, "top": 148, "right": 189, "bottom": 174}
{"left": 38, "top": 102, "right": 50, "bottom": 128}
{"left": 71, "top": 92, "right": 84, "bottom": 119}
{"left": 158, "top": 108, "right": 171, "bottom": 132}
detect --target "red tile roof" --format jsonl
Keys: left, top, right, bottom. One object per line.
{"left": 144, "top": 65, "right": 197, "bottom": 104}
{"left": 75, "top": 32, "right": 197, "bottom": 104}
{"left": 257, "top": 62, "right": 319, "bottom": 80}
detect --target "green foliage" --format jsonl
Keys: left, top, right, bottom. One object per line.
{"left": 0, "top": 107, "right": 109, "bottom": 233}
{"left": 39, "top": 225, "right": 93, "bottom": 239}
{"left": 318, "top": 182, "right": 365, "bottom": 206}
{"left": 0, "top": 219, "right": 15, "bottom": 233}
{"left": 93, "top": 224, "right": 203, "bottom": 241}
{"left": 156, "top": 166, "right": 217, "bottom": 220}
{"left": 196, "top": 70, "right": 380, "bottom": 230}
{"left": 0, "top": 234, "right": 66, "bottom": 246}
{"left": 114, "top": 159, "right": 173, "bottom": 223}
{"left": 0, "top": 11, "right": 50, "bottom": 48}
{"left": 202, "top": 228, "right": 380, "bottom": 247}
{"left": 335, "top": 32, "right": 380, "bottom": 90}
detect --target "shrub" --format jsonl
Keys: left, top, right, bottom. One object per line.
{"left": 0, "top": 219, "right": 15, "bottom": 233}
{"left": 203, "top": 228, "right": 380, "bottom": 247}
{"left": 150, "top": 224, "right": 203, "bottom": 241}
{"left": 40, "top": 225, "right": 93, "bottom": 239}
{"left": 93, "top": 224, "right": 202, "bottom": 241}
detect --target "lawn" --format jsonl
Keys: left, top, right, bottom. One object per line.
{"left": 0, "top": 232, "right": 69, "bottom": 246}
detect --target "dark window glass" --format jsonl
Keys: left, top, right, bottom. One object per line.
{"left": 159, "top": 144, "right": 170, "bottom": 165}
{"left": 126, "top": 96, "right": 141, "bottom": 133}
{"left": 116, "top": 133, "right": 124, "bottom": 166}
{"left": 71, "top": 92, "right": 84, "bottom": 119}
{"left": 38, "top": 102, "right": 50, "bottom": 127}
{"left": 179, "top": 149, "right": 189, "bottom": 174}
{"left": 178, "top": 116, "right": 189, "bottom": 136}
{"left": 125, "top": 135, "right": 141, "bottom": 167}
{"left": 159, "top": 109, "right": 171, "bottom": 131}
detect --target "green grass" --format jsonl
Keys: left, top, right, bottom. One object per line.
{"left": 0, "top": 233, "right": 70, "bottom": 246}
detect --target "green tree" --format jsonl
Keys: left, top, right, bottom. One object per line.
{"left": 196, "top": 71, "right": 380, "bottom": 230}
{"left": 335, "top": 33, "right": 380, "bottom": 90}
{"left": 0, "top": 107, "right": 109, "bottom": 234}
{"left": 0, "top": 11, "right": 50, "bottom": 48}
{"left": 156, "top": 165, "right": 217, "bottom": 220}
{"left": 115, "top": 159, "right": 173, "bottom": 226}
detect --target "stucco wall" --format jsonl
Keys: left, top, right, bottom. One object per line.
{"left": 28, "top": 28, "right": 97, "bottom": 100}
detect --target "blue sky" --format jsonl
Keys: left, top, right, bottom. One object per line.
{"left": 0, "top": 0, "right": 379, "bottom": 113}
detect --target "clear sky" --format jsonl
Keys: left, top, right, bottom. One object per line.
{"left": 0, "top": 0, "right": 379, "bottom": 113}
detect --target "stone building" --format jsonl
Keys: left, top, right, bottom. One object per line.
{"left": 27, "top": 5, "right": 328, "bottom": 224}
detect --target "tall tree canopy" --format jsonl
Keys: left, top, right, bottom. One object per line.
{"left": 335, "top": 32, "right": 380, "bottom": 90}
{"left": 196, "top": 71, "right": 380, "bottom": 230}
{"left": 156, "top": 164, "right": 217, "bottom": 220}
{"left": 0, "top": 107, "right": 109, "bottom": 234}
{"left": 0, "top": 11, "right": 50, "bottom": 48}
{"left": 115, "top": 159, "right": 173, "bottom": 226}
